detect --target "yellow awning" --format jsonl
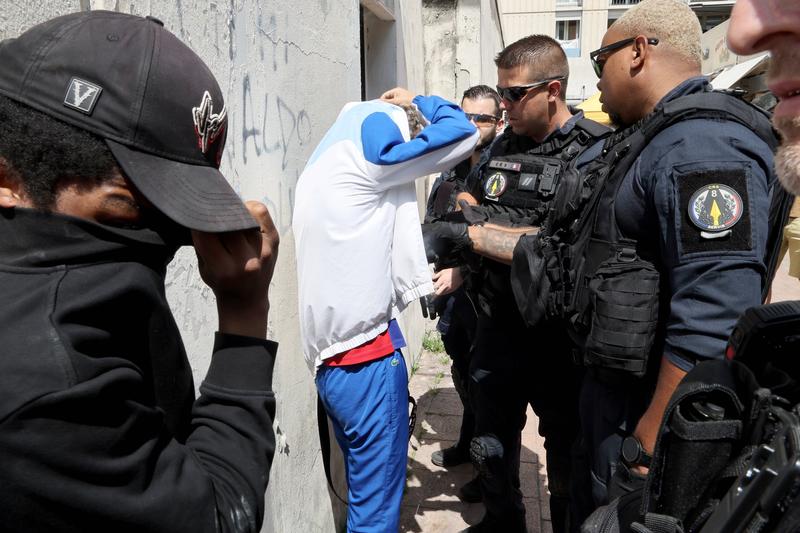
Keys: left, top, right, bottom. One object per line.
{"left": 576, "top": 92, "right": 612, "bottom": 127}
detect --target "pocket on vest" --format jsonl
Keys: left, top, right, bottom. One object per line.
{"left": 583, "top": 257, "right": 660, "bottom": 377}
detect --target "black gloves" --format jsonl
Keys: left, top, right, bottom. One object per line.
{"left": 419, "top": 294, "right": 438, "bottom": 320}
{"left": 422, "top": 221, "right": 472, "bottom": 267}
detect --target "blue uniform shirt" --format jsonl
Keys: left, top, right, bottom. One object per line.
{"left": 615, "top": 77, "right": 775, "bottom": 370}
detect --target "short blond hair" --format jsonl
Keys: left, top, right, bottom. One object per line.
{"left": 612, "top": 0, "right": 702, "bottom": 66}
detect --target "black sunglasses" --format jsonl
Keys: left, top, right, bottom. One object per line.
{"left": 464, "top": 112, "right": 500, "bottom": 126}
{"left": 590, "top": 37, "right": 659, "bottom": 77}
{"left": 496, "top": 76, "right": 564, "bottom": 103}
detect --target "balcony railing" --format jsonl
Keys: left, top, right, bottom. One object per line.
{"left": 610, "top": 0, "right": 640, "bottom": 6}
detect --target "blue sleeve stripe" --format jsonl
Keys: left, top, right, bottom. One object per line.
{"left": 361, "top": 113, "right": 407, "bottom": 165}
{"left": 361, "top": 97, "right": 476, "bottom": 166}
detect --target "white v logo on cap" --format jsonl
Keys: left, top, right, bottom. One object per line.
{"left": 63, "top": 77, "right": 102, "bottom": 115}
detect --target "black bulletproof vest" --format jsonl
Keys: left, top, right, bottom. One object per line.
{"left": 477, "top": 118, "right": 610, "bottom": 227}
{"left": 511, "top": 91, "right": 791, "bottom": 377}
{"left": 475, "top": 117, "right": 610, "bottom": 316}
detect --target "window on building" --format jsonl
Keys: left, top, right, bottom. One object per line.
{"left": 556, "top": 19, "right": 581, "bottom": 57}
{"left": 556, "top": 0, "right": 582, "bottom": 6}
{"left": 698, "top": 14, "right": 729, "bottom": 32}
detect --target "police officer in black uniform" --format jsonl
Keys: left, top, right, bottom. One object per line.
{"left": 423, "top": 4, "right": 786, "bottom": 527}
{"left": 425, "top": 85, "right": 504, "bottom": 474}
{"left": 571, "top": 0, "right": 782, "bottom": 513}
{"left": 425, "top": 35, "right": 609, "bottom": 533}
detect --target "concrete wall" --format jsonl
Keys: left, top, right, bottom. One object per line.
{"left": 422, "top": 0, "right": 504, "bottom": 101}
{"left": 419, "top": 0, "right": 504, "bottom": 199}
{"left": 481, "top": 1, "right": 507, "bottom": 86}
{"left": 1, "top": 1, "right": 431, "bottom": 531}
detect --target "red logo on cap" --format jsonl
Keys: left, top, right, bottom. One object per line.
{"left": 192, "top": 91, "right": 227, "bottom": 158}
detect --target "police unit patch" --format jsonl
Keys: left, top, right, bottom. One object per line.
{"left": 484, "top": 171, "right": 508, "bottom": 200}
{"left": 688, "top": 183, "right": 743, "bottom": 236}
{"left": 677, "top": 167, "right": 751, "bottom": 255}
{"left": 63, "top": 77, "right": 102, "bottom": 115}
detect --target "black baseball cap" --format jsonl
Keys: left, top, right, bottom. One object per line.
{"left": 0, "top": 11, "right": 258, "bottom": 233}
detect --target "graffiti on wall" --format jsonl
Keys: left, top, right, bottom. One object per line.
{"left": 103, "top": 0, "right": 356, "bottom": 235}
{"left": 240, "top": 74, "right": 313, "bottom": 169}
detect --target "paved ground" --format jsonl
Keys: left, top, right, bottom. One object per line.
{"left": 402, "top": 347, "right": 553, "bottom": 533}
{"left": 400, "top": 255, "right": 800, "bottom": 533}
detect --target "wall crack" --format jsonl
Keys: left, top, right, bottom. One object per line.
{"left": 255, "top": 22, "right": 353, "bottom": 69}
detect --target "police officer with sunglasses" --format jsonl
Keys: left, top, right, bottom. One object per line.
{"left": 423, "top": 34, "right": 610, "bottom": 533}
{"left": 424, "top": 85, "right": 504, "bottom": 486}
{"left": 574, "top": 0, "right": 782, "bottom": 521}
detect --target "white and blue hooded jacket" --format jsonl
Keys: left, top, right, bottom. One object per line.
{"left": 293, "top": 95, "right": 478, "bottom": 370}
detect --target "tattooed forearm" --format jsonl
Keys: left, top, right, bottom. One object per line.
{"left": 468, "top": 224, "right": 539, "bottom": 265}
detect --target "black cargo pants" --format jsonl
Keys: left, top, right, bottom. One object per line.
{"left": 438, "top": 288, "right": 478, "bottom": 451}
{"left": 469, "top": 307, "right": 582, "bottom": 533}
{"left": 574, "top": 371, "right": 653, "bottom": 521}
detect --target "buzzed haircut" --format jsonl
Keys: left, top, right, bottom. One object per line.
{"left": 495, "top": 35, "right": 569, "bottom": 100}
{"left": 462, "top": 85, "right": 501, "bottom": 116}
{"left": 612, "top": 0, "right": 702, "bottom": 67}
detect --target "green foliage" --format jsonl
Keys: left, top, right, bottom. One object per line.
{"left": 422, "top": 330, "right": 445, "bottom": 353}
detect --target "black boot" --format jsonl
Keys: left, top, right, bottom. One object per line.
{"left": 431, "top": 444, "right": 470, "bottom": 467}
{"left": 457, "top": 476, "right": 482, "bottom": 503}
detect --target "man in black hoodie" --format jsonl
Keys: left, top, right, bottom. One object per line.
{"left": 0, "top": 11, "right": 279, "bottom": 533}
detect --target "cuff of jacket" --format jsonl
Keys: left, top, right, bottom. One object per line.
{"left": 399, "top": 281, "right": 434, "bottom": 305}
{"left": 205, "top": 333, "right": 278, "bottom": 391}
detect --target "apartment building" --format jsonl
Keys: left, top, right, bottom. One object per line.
{"left": 497, "top": 0, "right": 736, "bottom": 103}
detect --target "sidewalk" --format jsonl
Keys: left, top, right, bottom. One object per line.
{"left": 401, "top": 255, "right": 800, "bottom": 533}
{"left": 401, "top": 331, "right": 552, "bottom": 533}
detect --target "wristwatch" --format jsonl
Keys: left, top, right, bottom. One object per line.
{"left": 621, "top": 435, "right": 652, "bottom": 468}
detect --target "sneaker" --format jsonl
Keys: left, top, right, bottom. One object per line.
{"left": 457, "top": 476, "right": 482, "bottom": 503}
{"left": 431, "top": 445, "right": 470, "bottom": 467}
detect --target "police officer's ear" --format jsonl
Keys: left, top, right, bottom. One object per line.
{"left": 547, "top": 79, "right": 563, "bottom": 103}
{"left": 495, "top": 114, "right": 505, "bottom": 134}
{"left": 631, "top": 35, "right": 650, "bottom": 70}
{"left": 0, "top": 158, "right": 24, "bottom": 209}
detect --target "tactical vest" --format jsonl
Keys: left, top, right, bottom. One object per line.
{"left": 475, "top": 117, "right": 611, "bottom": 227}
{"left": 511, "top": 91, "right": 792, "bottom": 378}
{"left": 472, "top": 117, "right": 610, "bottom": 317}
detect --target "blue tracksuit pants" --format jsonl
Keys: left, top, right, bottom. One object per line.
{"left": 316, "top": 350, "right": 409, "bottom": 533}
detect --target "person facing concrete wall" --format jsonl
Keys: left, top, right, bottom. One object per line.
{"left": 0, "top": 11, "right": 280, "bottom": 532}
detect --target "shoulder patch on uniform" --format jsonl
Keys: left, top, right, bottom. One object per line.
{"left": 677, "top": 167, "right": 751, "bottom": 255}
{"left": 687, "top": 183, "right": 743, "bottom": 233}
